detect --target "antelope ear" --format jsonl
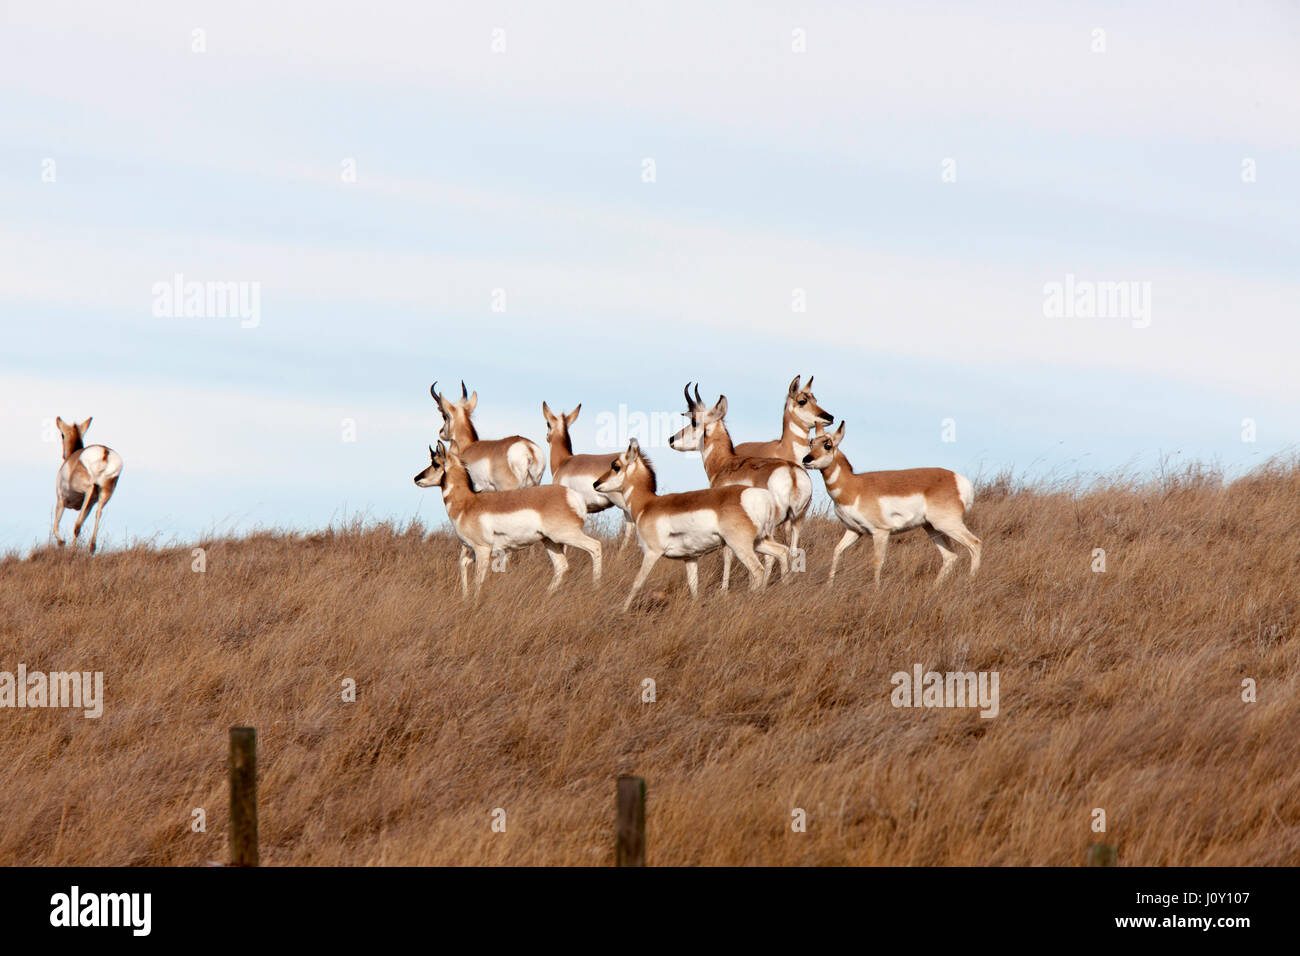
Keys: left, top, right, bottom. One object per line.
{"left": 627, "top": 437, "right": 641, "bottom": 458}
{"left": 435, "top": 441, "right": 446, "bottom": 457}
{"left": 813, "top": 422, "right": 826, "bottom": 437}
{"left": 542, "top": 401, "right": 555, "bottom": 422}
{"left": 832, "top": 421, "right": 846, "bottom": 445}
{"left": 56, "top": 416, "right": 66, "bottom": 430}
{"left": 805, "top": 375, "right": 814, "bottom": 390}
{"left": 467, "top": 391, "right": 478, "bottom": 412}
{"left": 565, "top": 404, "right": 581, "bottom": 425}
{"left": 712, "top": 395, "right": 728, "bottom": 420}
{"left": 429, "top": 444, "right": 436, "bottom": 461}
{"left": 78, "top": 417, "right": 92, "bottom": 434}
{"left": 788, "top": 375, "right": 801, "bottom": 396}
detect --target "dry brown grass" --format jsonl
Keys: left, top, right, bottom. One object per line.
{"left": 2, "top": 460, "right": 1298, "bottom": 866}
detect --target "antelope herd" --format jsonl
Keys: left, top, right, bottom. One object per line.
{"left": 47, "top": 374, "right": 982, "bottom": 604}
{"left": 413, "top": 375, "right": 982, "bottom": 607}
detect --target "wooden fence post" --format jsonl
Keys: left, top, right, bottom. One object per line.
{"left": 1086, "top": 843, "right": 1117, "bottom": 867}
{"left": 616, "top": 775, "right": 646, "bottom": 867}
{"left": 229, "top": 727, "right": 258, "bottom": 867}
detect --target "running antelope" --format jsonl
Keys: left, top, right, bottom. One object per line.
{"left": 594, "top": 438, "right": 789, "bottom": 611}
{"left": 431, "top": 381, "right": 545, "bottom": 491}
{"left": 668, "top": 385, "right": 811, "bottom": 588}
{"left": 414, "top": 441, "right": 601, "bottom": 597}
{"left": 52, "top": 416, "right": 123, "bottom": 555}
{"left": 802, "top": 422, "right": 981, "bottom": 586}
{"left": 542, "top": 402, "right": 636, "bottom": 549}
{"left": 732, "top": 374, "right": 834, "bottom": 463}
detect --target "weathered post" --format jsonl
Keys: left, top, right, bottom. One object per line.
{"left": 229, "top": 727, "right": 258, "bottom": 867}
{"left": 616, "top": 775, "right": 646, "bottom": 867}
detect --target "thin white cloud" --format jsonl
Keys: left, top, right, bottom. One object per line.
{"left": 3, "top": 1, "right": 1297, "bottom": 148}
{"left": 2, "top": 181, "right": 1297, "bottom": 405}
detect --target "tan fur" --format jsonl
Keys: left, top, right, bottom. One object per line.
{"left": 431, "top": 382, "right": 545, "bottom": 491}
{"left": 52, "top": 416, "right": 122, "bottom": 555}
{"left": 542, "top": 402, "right": 636, "bottom": 549}
{"left": 803, "top": 422, "right": 981, "bottom": 586}
{"left": 414, "top": 441, "right": 600, "bottom": 597}
{"left": 732, "top": 374, "right": 834, "bottom": 462}
{"left": 594, "top": 439, "right": 788, "bottom": 611}
{"left": 669, "top": 386, "right": 811, "bottom": 588}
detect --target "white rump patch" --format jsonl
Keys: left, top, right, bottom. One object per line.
{"left": 739, "top": 487, "right": 779, "bottom": 537}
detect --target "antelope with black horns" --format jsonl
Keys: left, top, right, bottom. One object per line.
{"left": 430, "top": 380, "right": 546, "bottom": 491}
{"left": 668, "top": 384, "right": 811, "bottom": 588}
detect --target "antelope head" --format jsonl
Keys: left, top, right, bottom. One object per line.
{"left": 431, "top": 380, "right": 478, "bottom": 442}
{"left": 541, "top": 401, "right": 581, "bottom": 444}
{"left": 667, "top": 383, "right": 726, "bottom": 451}
{"left": 594, "top": 438, "right": 647, "bottom": 494}
{"left": 414, "top": 441, "right": 449, "bottom": 487}
{"left": 786, "top": 375, "right": 834, "bottom": 428}
{"left": 55, "top": 416, "right": 92, "bottom": 461}
{"left": 802, "top": 421, "right": 846, "bottom": 469}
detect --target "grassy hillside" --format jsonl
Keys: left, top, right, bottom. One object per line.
{"left": 1, "top": 461, "right": 1297, "bottom": 865}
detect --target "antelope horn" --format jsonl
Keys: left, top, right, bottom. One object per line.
{"left": 461, "top": 380, "right": 468, "bottom": 398}
{"left": 430, "top": 381, "right": 439, "bottom": 400}
{"left": 694, "top": 383, "right": 703, "bottom": 408}
{"left": 683, "top": 382, "right": 695, "bottom": 410}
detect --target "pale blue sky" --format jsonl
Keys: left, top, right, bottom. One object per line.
{"left": 2, "top": 1, "right": 1297, "bottom": 553}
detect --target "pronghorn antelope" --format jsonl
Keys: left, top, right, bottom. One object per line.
{"left": 594, "top": 439, "right": 789, "bottom": 611}
{"left": 668, "top": 385, "right": 811, "bottom": 588}
{"left": 431, "top": 381, "right": 545, "bottom": 491}
{"left": 802, "top": 422, "right": 981, "bottom": 586}
{"left": 732, "top": 374, "right": 835, "bottom": 463}
{"left": 541, "top": 402, "right": 637, "bottom": 549}
{"left": 414, "top": 441, "right": 601, "bottom": 597}
{"left": 52, "top": 416, "right": 123, "bottom": 555}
